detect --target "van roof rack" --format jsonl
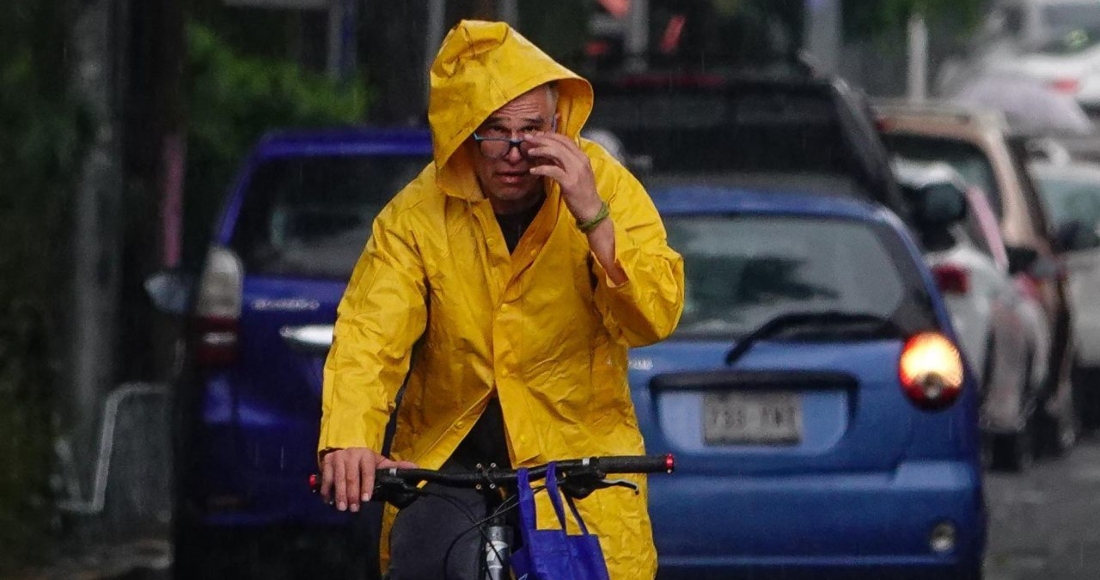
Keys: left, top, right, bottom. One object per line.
{"left": 872, "top": 99, "right": 1010, "bottom": 130}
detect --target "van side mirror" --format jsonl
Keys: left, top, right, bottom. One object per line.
{"left": 909, "top": 183, "right": 968, "bottom": 229}
{"left": 1053, "top": 220, "right": 1100, "bottom": 253}
{"left": 144, "top": 270, "right": 194, "bottom": 316}
{"left": 1006, "top": 245, "right": 1040, "bottom": 276}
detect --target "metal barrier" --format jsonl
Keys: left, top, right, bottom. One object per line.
{"left": 56, "top": 382, "right": 170, "bottom": 516}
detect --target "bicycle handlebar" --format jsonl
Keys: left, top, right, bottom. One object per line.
{"left": 308, "top": 453, "right": 674, "bottom": 504}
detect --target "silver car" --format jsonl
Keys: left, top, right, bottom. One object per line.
{"left": 1030, "top": 160, "right": 1100, "bottom": 428}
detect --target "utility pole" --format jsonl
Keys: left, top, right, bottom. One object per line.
{"left": 362, "top": 0, "right": 431, "bottom": 124}
{"left": 625, "top": 0, "right": 649, "bottom": 71}
{"left": 68, "top": 0, "right": 124, "bottom": 487}
{"left": 803, "top": 0, "right": 841, "bottom": 74}
{"left": 907, "top": 12, "right": 929, "bottom": 102}
{"left": 327, "top": 0, "right": 358, "bottom": 82}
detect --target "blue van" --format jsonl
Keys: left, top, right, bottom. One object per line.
{"left": 165, "top": 127, "right": 433, "bottom": 577}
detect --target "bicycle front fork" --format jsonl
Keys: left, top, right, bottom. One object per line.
{"left": 483, "top": 522, "right": 512, "bottom": 580}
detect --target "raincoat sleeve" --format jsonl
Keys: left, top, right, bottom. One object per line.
{"left": 318, "top": 202, "right": 428, "bottom": 458}
{"left": 589, "top": 157, "right": 685, "bottom": 347}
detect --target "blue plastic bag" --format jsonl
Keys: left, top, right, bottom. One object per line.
{"left": 511, "top": 463, "right": 611, "bottom": 580}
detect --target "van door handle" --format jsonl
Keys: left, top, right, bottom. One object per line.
{"left": 280, "top": 324, "right": 334, "bottom": 354}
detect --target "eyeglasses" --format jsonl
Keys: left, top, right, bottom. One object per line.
{"left": 472, "top": 119, "right": 557, "bottom": 160}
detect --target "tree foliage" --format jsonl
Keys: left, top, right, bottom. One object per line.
{"left": 843, "top": 0, "right": 985, "bottom": 41}
{"left": 184, "top": 22, "right": 369, "bottom": 263}
{"left": 0, "top": 0, "right": 89, "bottom": 570}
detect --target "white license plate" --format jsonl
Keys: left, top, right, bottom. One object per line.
{"left": 703, "top": 391, "right": 803, "bottom": 445}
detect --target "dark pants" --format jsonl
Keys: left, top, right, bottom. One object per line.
{"left": 387, "top": 481, "right": 493, "bottom": 580}
{"left": 388, "top": 400, "right": 515, "bottom": 580}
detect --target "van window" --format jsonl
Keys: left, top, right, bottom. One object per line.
{"left": 230, "top": 154, "right": 430, "bottom": 279}
{"left": 880, "top": 134, "right": 1003, "bottom": 219}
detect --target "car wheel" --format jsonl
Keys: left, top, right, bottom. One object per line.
{"left": 989, "top": 355, "right": 1034, "bottom": 473}
{"left": 1072, "top": 365, "right": 1100, "bottom": 432}
{"left": 171, "top": 507, "right": 215, "bottom": 580}
{"left": 990, "top": 423, "right": 1034, "bottom": 473}
{"left": 1034, "top": 387, "right": 1078, "bottom": 459}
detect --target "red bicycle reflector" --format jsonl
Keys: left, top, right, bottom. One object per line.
{"left": 664, "top": 454, "right": 675, "bottom": 473}
{"left": 899, "top": 332, "right": 965, "bottom": 410}
{"left": 931, "top": 263, "right": 969, "bottom": 295}
{"left": 309, "top": 474, "right": 319, "bottom": 493}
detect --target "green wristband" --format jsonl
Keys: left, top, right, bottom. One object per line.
{"left": 576, "top": 200, "right": 610, "bottom": 233}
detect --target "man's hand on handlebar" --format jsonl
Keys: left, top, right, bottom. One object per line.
{"left": 320, "top": 447, "right": 417, "bottom": 513}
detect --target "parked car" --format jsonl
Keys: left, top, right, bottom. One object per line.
{"left": 633, "top": 182, "right": 985, "bottom": 578}
{"left": 1030, "top": 160, "right": 1100, "bottom": 427}
{"left": 875, "top": 100, "right": 1080, "bottom": 456}
{"left": 895, "top": 158, "right": 1051, "bottom": 470}
{"left": 150, "top": 127, "right": 434, "bottom": 578}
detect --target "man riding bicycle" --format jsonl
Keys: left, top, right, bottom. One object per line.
{"left": 318, "top": 19, "right": 685, "bottom": 580}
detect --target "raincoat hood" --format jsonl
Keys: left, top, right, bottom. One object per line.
{"left": 428, "top": 20, "right": 594, "bottom": 198}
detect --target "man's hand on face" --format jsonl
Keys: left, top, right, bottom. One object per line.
{"left": 525, "top": 132, "right": 605, "bottom": 223}
{"left": 320, "top": 447, "right": 417, "bottom": 512}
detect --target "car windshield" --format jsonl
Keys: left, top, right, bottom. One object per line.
{"left": 1043, "top": 5, "right": 1100, "bottom": 40}
{"left": 664, "top": 213, "right": 937, "bottom": 339}
{"left": 229, "top": 154, "right": 430, "bottom": 279}
{"left": 880, "top": 134, "right": 1003, "bottom": 219}
{"left": 1036, "top": 26, "right": 1100, "bottom": 54}
{"left": 1032, "top": 173, "right": 1100, "bottom": 227}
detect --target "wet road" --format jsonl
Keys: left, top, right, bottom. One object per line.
{"left": 984, "top": 432, "right": 1100, "bottom": 579}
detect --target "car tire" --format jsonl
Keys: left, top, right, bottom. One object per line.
{"left": 989, "top": 355, "right": 1034, "bottom": 473}
{"left": 171, "top": 508, "right": 217, "bottom": 580}
{"left": 1072, "top": 365, "right": 1100, "bottom": 432}
{"left": 1034, "top": 389, "right": 1077, "bottom": 459}
{"left": 990, "top": 426, "right": 1034, "bottom": 473}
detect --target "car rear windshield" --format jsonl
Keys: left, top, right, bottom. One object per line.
{"left": 1043, "top": 5, "right": 1100, "bottom": 39}
{"left": 230, "top": 154, "right": 430, "bottom": 279}
{"left": 880, "top": 134, "right": 1003, "bottom": 219}
{"left": 588, "top": 84, "right": 854, "bottom": 177}
{"left": 665, "top": 214, "right": 937, "bottom": 339}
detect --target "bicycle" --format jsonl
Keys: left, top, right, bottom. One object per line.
{"left": 311, "top": 454, "right": 675, "bottom": 580}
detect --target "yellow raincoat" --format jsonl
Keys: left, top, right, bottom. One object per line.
{"left": 319, "top": 20, "right": 684, "bottom": 579}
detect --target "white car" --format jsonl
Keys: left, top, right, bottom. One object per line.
{"left": 939, "top": 0, "right": 1100, "bottom": 116}
{"left": 1029, "top": 160, "right": 1100, "bottom": 427}
{"left": 895, "top": 158, "right": 1051, "bottom": 470}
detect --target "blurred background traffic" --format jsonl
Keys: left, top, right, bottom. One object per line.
{"left": 7, "top": 0, "right": 1100, "bottom": 579}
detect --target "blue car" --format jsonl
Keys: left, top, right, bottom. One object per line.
{"left": 169, "top": 127, "right": 433, "bottom": 576}
{"left": 635, "top": 184, "right": 986, "bottom": 579}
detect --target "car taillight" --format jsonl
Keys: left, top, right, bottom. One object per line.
{"left": 898, "top": 332, "right": 965, "bottom": 410}
{"left": 931, "top": 263, "right": 969, "bottom": 294}
{"left": 1049, "top": 78, "right": 1080, "bottom": 94}
{"left": 192, "top": 246, "right": 243, "bottom": 367}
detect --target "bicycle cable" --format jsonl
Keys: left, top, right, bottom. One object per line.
{"left": 438, "top": 485, "right": 539, "bottom": 580}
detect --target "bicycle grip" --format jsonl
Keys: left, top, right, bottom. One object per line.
{"left": 597, "top": 454, "right": 675, "bottom": 474}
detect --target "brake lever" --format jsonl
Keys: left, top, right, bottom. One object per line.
{"left": 559, "top": 475, "right": 641, "bottom": 499}
{"left": 372, "top": 474, "right": 423, "bottom": 509}
{"left": 601, "top": 478, "right": 640, "bottom": 494}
